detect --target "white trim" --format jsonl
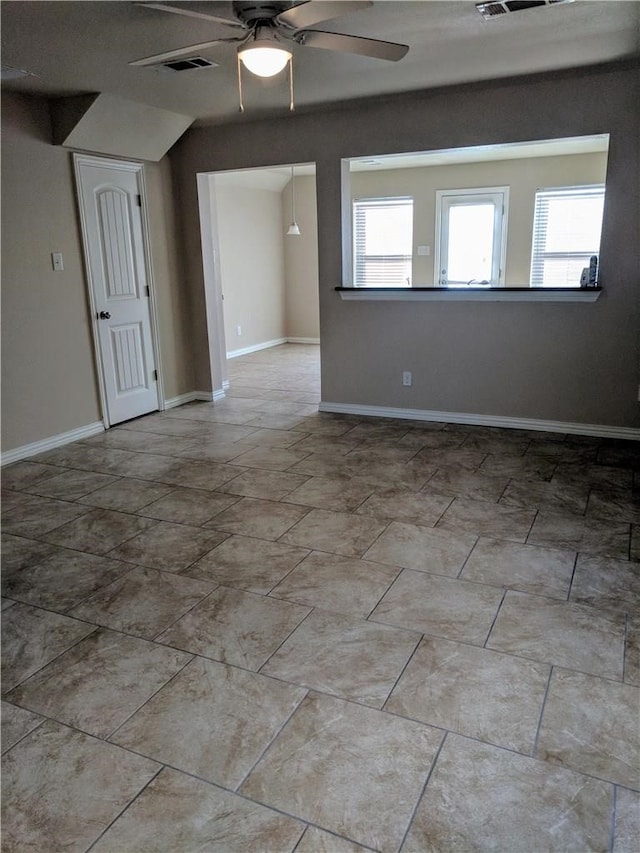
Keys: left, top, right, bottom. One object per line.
{"left": 227, "top": 337, "right": 320, "bottom": 358}
{"left": 2, "top": 422, "right": 105, "bottom": 466}
{"left": 337, "top": 288, "right": 601, "bottom": 302}
{"left": 165, "top": 390, "right": 216, "bottom": 409}
{"left": 138, "top": 165, "right": 166, "bottom": 410}
{"left": 318, "top": 401, "right": 640, "bottom": 441}
{"left": 227, "top": 338, "right": 287, "bottom": 358}
{"left": 164, "top": 392, "right": 200, "bottom": 409}
{"left": 212, "top": 389, "right": 226, "bottom": 402}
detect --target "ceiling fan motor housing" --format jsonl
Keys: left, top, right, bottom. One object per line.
{"left": 233, "top": 2, "right": 298, "bottom": 26}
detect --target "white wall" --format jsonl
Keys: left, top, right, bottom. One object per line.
{"left": 214, "top": 183, "right": 287, "bottom": 353}
{"left": 211, "top": 172, "right": 320, "bottom": 354}
{"left": 283, "top": 174, "right": 320, "bottom": 340}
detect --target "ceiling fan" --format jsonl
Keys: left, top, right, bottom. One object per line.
{"left": 130, "top": 1, "right": 409, "bottom": 105}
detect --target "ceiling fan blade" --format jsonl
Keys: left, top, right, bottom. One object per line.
{"left": 129, "top": 37, "right": 243, "bottom": 66}
{"left": 276, "top": 1, "right": 372, "bottom": 31}
{"left": 295, "top": 30, "right": 409, "bottom": 62}
{"left": 136, "top": 3, "right": 245, "bottom": 29}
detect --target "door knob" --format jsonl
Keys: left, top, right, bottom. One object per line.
{"left": 99, "top": 311, "right": 111, "bottom": 320}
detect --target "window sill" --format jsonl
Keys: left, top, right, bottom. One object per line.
{"left": 335, "top": 287, "right": 602, "bottom": 302}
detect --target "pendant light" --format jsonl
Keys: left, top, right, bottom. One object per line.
{"left": 286, "top": 166, "right": 301, "bottom": 236}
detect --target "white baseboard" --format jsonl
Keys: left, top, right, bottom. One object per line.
{"left": 164, "top": 392, "right": 199, "bottom": 409}
{"left": 1, "top": 421, "right": 106, "bottom": 466}
{"left": 164, "top": 391, "right": 215, "bottom": 409}
{"left": 227, "top": 338, "right": 287, "bottom": 359}
{"left": 226, "top": 337, "right": 320, "bottom": 358}
{"left": 318, "top": 401, "right": 640, "bottom": 441}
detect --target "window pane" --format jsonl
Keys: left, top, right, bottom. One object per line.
{"left": 354, "top": 198, "right": 413, "bottom": 287}
{"left": 530, "top": 186, "right": 605, "bottom": 287}
{"left": 447, "top": 203, "right": 495, "bottom": 282}
{"left": 539, "top": 257, "right": 587, "bottom": 287}
{"left": 362, "top": 206, "right": 413, "bottom": 255}
{"left": 544, "top": 196, "right": 604, "bottom": 252}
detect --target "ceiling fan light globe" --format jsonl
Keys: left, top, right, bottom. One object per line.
{"left": 238, "top": 43, "right": 291, "bottom": 77}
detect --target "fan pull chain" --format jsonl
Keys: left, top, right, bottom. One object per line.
{"left": 288, "top": 55, "right": 294, "bottom": 112}
{"left": 237, "top": 54, "right": 245, "bottom": 113}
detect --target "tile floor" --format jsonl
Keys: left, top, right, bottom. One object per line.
{"left": 2, "top": 343, "right": 639, "bottom": 852}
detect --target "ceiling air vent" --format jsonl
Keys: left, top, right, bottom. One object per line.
{"left": 476, "top": 0, "right": 573, "bottom": 19}
{"left": 157, "top": 56, "right": 217, "bottom": 72}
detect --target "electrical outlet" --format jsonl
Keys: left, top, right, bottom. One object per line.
{"left": 236, "top": 325, "right": 242, "bottom": 336}
{"left": 402, "top": 371, "right": 412, "bottom": 387}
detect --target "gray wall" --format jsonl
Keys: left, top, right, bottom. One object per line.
{"left": 1, "top": 93, "right": 195, "bottom": 454}
{"left": 171, "top": 61, "right": 639, "bottom": 429}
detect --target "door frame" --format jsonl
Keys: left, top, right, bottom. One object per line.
{"left": 73, "top": 153, "right": 164, "bottom": 428}
{"left": 195, "top": 163, "right": 319, "bottom": 400}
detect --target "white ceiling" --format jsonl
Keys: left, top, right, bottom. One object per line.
{"left": 1, "top": 1, "right": 638, "bottom": 127}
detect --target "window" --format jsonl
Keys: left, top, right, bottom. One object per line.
{"left": 353, "top": 197, "right": 413, "bottom": 287}
{"left": 530, "top": 185, "right": 605, "bottom": 287}
{"left": 435, "top": 188, "right": 509, "bottom": 287}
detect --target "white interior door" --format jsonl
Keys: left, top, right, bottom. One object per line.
{"left": 75, "top": 155, "right": 159, "bottom": 425}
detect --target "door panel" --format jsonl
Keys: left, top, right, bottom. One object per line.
{"left": 97, "top": 188, "right": 139, "bottom": 299}
{"left": 75, "top": 157, "right": 159, "bottom": 425}
{"left": 111, "top": 323, "right": 148, "bottom": 394}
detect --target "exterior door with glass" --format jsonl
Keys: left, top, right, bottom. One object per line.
{"left": 436, "top": 188, "right": 508, "bottom": 287}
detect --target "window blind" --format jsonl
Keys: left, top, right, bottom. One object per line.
{"left": 353, "top": 197, "right": 413, "bottom": 288}
{"left": 530, "top": 185, "right": 605, "bottom": 287}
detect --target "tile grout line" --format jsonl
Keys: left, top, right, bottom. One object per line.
{"left": 455, "top": 535, "right": 480, "bottom": 580}
{"left": 621, "top": 613, "right": 629, "bottom": 684}
{"left": 380, "top": 631, "right": 424, "bottom": 713}
{"left": 565, "top": 550, "right": 580, "bottom": 603}
{"left": 1, "top": 621, "right": 100, "bottom": 697}
{"left": 83, "top": 764, "right": 164, "bottom": 853}
{"left": 530, "top": 665, "right": 554, "bottom": 759}
{"left": 608, "top": 784, "right": 618, "bottom": 853}
{"left": 397, "top": 730, "right": 449, "bottom": 853}
{"left": 148, "top": 584, "right": 221, "bottom": 644}
{"left": 482, "top": 587, "right": 508, "bottom": 650}
{"left": 233, "top": 688, "right": 310, "bottom": 794}
{"left": 256, "top": 607, "right": 316, "bottom": 675}
{"left": 105, "top": 654, "right": 196, "bottom": 743}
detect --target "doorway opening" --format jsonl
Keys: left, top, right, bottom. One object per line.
{"left": 196, "top": 163, "right": 318, "bottom": 399}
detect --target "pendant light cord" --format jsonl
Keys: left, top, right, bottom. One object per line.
{"left": 291, "top": 165, "right": 296, "bottom": 222}
{"left": 289, "top": 56, "right": 294, "bottom": 112}
{"left": 237, "top": 54, "right": 244, "bottom": 113}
